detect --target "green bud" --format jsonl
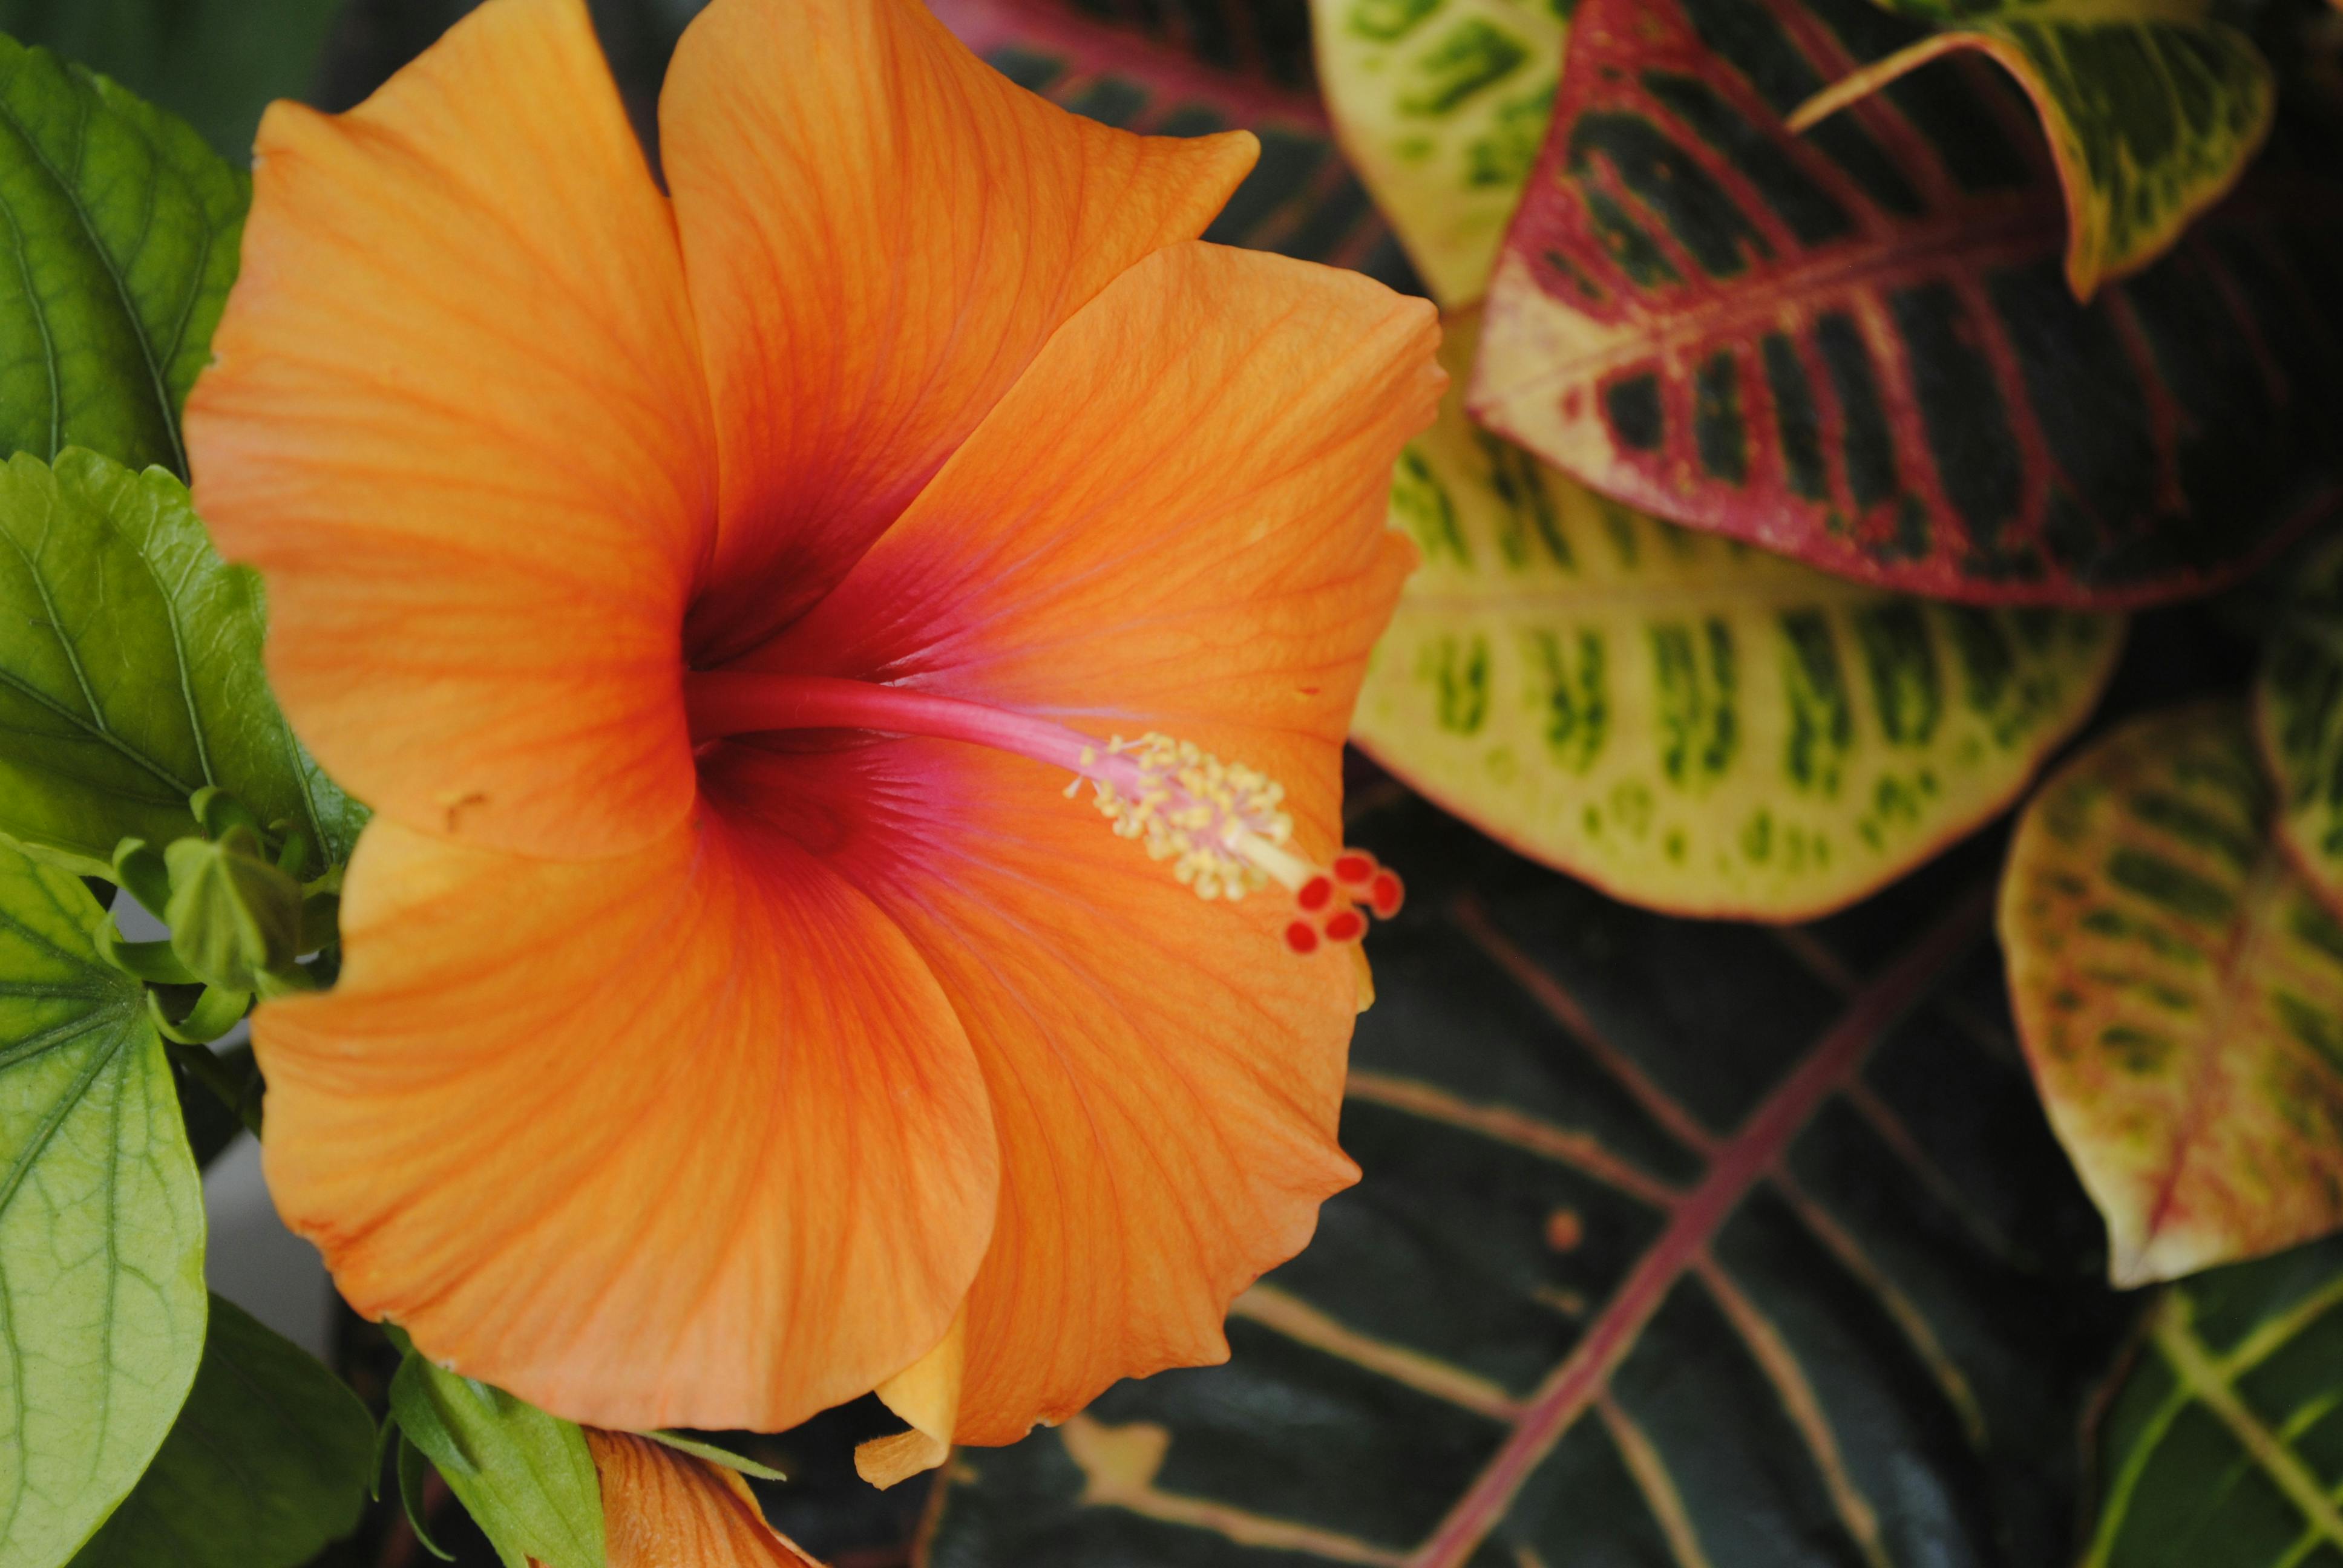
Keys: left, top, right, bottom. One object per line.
{"left": 165, "top": 824, "right": 306, "bottom": 991}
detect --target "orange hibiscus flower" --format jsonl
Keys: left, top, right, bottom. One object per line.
{"left": 184, "top": 0, "right": 1440, "bottom": 1470}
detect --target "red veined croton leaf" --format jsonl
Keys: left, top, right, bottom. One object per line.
{"left": 1466, "top": 0, "right": 2343, "bottom": 609}
{"left": 922, "top": 800, "right": 2131, "bottom": 1566}
{"left": 1999, "top": 702, "right": 2343, "bottom": 1286}
{"left": 930, "top": 0, "right": 1419, "bottom": 286}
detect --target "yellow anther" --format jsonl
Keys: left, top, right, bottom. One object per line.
{"left": 1079, "top": 731, "right": 1300, "bottom": 903}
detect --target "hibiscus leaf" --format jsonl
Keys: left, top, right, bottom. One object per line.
{"left": 0, "top": 31, "right": 245, "bottom": 477}
{"left": 2254, "top": 535, "right": 2343, "bottom": 918}
{"left": 1310, "top": 0, "right": 1567, "bottom": 305}
{"left": 65, "top": 1295, "right": 374, "bottom": 1568}
{"left": 0, "top": 448, "right": 365, "bottom": 878}
{"left": 0, "top": 838, "right": 205, "bottom": 1568}
{"left": 1357, "top": 312, "right": 2122, "bottom": 919}
{"left": 1470, "top": 0, "right": 2343, "bottom": 607}
{"left": 1999, "top": 702, "right": 2343, "bottom": 1287}
{"left": 1792, "top": 4, "right": 2272, "bottom": 299}
{"left": 2083, "top": 1236, "right": 2343, "bottom": 1563}
{"left": 931, "top": 0, "right": 1420, "bottom": 289}
{"left": 0, "top": 0, "right": 342, "bottom": 162}
{"left": 388, "top": 1350, "right": 607, "bottom": 1568}
{"left": 925, "top": 800, "right": 2130, "bottom": 1564}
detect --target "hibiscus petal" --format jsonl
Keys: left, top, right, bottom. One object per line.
{"left": 658, "top": 0, "right": 1257, "bottom": 662}
{"left": 718, "top": 243, "right": 1440, "bottom": 1442}
{"left": 186, "top": 0, "right": 712, "bottom": 861}
{"left": 581, "top": 1431, "right": 819, "bottom": 1567}
{"left": 255, "top": 811, "right": 997, "bottom": 1432}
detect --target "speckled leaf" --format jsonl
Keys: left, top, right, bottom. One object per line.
{"left": 68, "top": 1295, "right": 375, "bottom": 1568}
{"left": 2253, "top": 534, "right": 2343, "bottom": 921}
{"left": 1355, "top": 314, "right": 2122, "bottom": 920}
{"left": 932, "top": 0, "right": 1416, "bottom": 286}
{"left": 0, "top": 838, "right": 205, "bottom": 1568}
{"left": 1311, "top": 0, "right": 1567, "bottom": 304}
{"left": 2082, "top": 1235, "right": 2343, "bottom": 1566}
{"left": 925, "top": 804, "right": 2129, "bottom": 1567}
{"left": 2001, "top": 703, "right": 2343, "bottom": 1287}
{"left": 1792, "top": 3, "right": 2273, "bottom": 299}
{"left": 0, "top": 31, "right": 245, "bottom": 476}
{"left": 0, "top": 449, "right": 364, "bottom": 877}
{"left": 1470, "top": 0, "right": 2343, "bottom": 607}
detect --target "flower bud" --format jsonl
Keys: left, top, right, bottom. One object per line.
{"left": 165, "top": 823, "right": 306, "bottom": 992}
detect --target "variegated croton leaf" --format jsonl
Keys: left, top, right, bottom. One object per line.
{"left": 1354, "top": 313, "right": 2123, "bottom": 919}
{"left": 932, "top": 0, "right": 1417, "bottom": 287}
{"left": 2082, "top": 1235, "right": 2343, "bottom": 1566}
{"left": 2255, "top": 532, "right": 2343, "bottom": 919}
{"left": 1469, "top": 0, "right": 2343, "bottom": 607}
{"left": 1791, "top": 0, "right": 2273, "bottom": 299}
{"left": 923, "top": 800, "right": 2130, "bottom": 1567}
{"left": 2000, "top": 702, "right": 2343, "bottom": 1287}
{"left": 1310, "top": 0, "right": 1567, "bottom": 304}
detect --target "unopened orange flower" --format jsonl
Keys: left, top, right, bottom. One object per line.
{"left": 184, "top": 0, "right": 1440, "bottom": 1462}
{"left": 568, "top": 1432, "right": 818, "bottom": 1567}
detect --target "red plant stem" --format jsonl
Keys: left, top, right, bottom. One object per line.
{"left": 1406, "top": 886, "right": 1993, "bottom": 1568}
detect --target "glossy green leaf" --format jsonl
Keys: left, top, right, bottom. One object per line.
{"left": 1310, "top": 0, "right": 1565, "bottom": 304}
{"left": 0, "top": 0, "right": 342, "bottom": 162}
{"left": 0, "top": 33, "right": 244, "bottom": 475}
{"left": 0, "top": 838, "right": 205, "bottom": 1568}
{"left": 390, "top": 1348, "right": 606, "bottom": 1568}
{"left": 1792, "top": 2, "right": 2272, "bottom": 298}
{"left": 1473, "top": 0, "right": 2343, "bottom": 607}
{"left": 67, "top": 1295, "right": 374, "bottom": 1568}
{"left": 926, "top": 802, "right": 2129, "bottom": 1566}
{"left": 0, "top": 449, "right": 364, "bottom": 876}
{"left": 2000, "top": 703, "right": 2343, "bottom": 1286}
{"left": 2255, "top": 533, "right": 2343, "bottom": 918}
{"left": 2083, "top": 1236, "right": 2343, "bottom": 1566}
{"left": 1356, "top": 314, "right": 2122, "bottom": 918}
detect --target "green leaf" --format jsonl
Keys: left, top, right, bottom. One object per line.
{"left": 0, "top": 837, "right": 205, "bottom": 1568}
{"left": 0, "top": 448, "right": 365, "bottom": 876}
{"left": 163, "top": 828, "right": 304, "bottom": 991}
{"left": 66, "top": 1294, "right": 374, "bottom": 1568}
{"left": 2255, "top": 533, "right": 2343, "bottom": 916}
{"left": 1310, "top": 0, "right": 1565, "bottom": 304}
{"left": 926, "top": 799, "right": 2131, "bottom": 1565}
{"left": 0, "top": 0, "right": 343, "bottom": 162}
{"left": 390, "top": 1350, "right": 606, "bottom": 1568}
{"left": 1792, "top": 4, "right": 2272, "bottom": 298}
{"left": 640, "top": 1430, "right": 788, "bottom": 1483}
{"left": 1357, "top": 314, "right": 2123, "bottom": 918}
{"left": 1999, "top": 702, "right": 2343, "bottom": 1285}
{"left": 0, "top": 33, "right": 245, "bottom": 476}
{"left": 2082, "top": 1236, "right": 2343, "bottom": 1565}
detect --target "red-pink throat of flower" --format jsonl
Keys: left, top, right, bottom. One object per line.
{"left": 684, "top": 671, "right": 1401, "bottom": 955}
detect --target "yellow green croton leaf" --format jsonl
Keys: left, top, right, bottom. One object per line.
{"left": 1310, "top": 0, "right": 1566, "bottom": 305}
{"left": 2001, "top": 702, "right": 2343, "bottom": 1288}
{"left": 1351, "top": 315, "right": 2123, "bottom": 919}
{"left": 1791, "top": 0, "right": 2273, "bottom": 298}
{"left": 2257, "top": 534, "right": 2343, "bottom": 917}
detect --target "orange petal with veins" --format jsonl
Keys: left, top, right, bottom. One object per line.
{"left": 187, "top": 0, "right": 712, "bottom": 861}
{"left": 255, "top": 811, "right": 997, "bottom": 1432}
{"left": 660, "top": 0, "right": 1257, "bottom": 660}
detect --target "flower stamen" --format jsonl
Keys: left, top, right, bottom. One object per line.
{"left": 686, "top": 672, "right": 1403, "bottom": 956}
